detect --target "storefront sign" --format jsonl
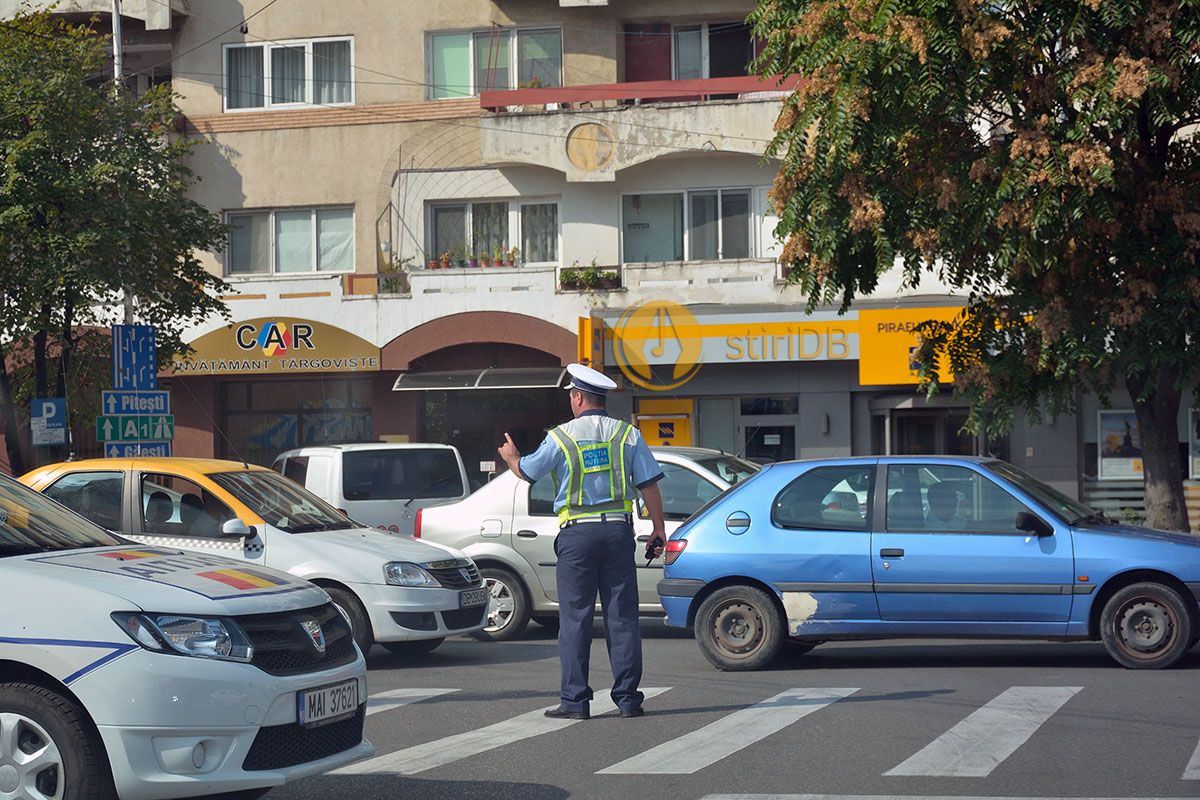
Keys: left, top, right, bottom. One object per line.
{"left": 857, "top": 307, "right": 963, "bottom": 386}
{"left": 173, "top": 319, "right": 380, "bottom": 376}
{"left": 1098, "top": 410, "right": 1143, "bottom": 480}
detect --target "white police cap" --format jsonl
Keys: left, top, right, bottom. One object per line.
{"left": 565, "top": 363, "right": 617, "bottom": 395}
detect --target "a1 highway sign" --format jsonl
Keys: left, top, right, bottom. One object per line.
{"left": 96, "top": 414, "right": 174, "bottom": 443}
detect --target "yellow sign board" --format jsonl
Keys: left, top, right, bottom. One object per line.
{"left": 857, "top": 307, "right": 964, "bottom": 385}
{"left": 637, "top": 415, "right": 693, "bottom": 446}
{"left": 172, "top": 318, "right": 381, "bottom": 376}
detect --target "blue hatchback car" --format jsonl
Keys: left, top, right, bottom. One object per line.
{"left": 658, "top": 456, "right": 1200, "bottom": 671}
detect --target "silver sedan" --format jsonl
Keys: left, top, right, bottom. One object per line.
{"left": 415, "top": 446, "right": 759, "bottom": 640}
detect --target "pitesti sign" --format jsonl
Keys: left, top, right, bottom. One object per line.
{"left": 172, "top": 318, "right": 381, "bottom": 376}
{"left": 604, "top": 302, "right": 964, "bottom": 391}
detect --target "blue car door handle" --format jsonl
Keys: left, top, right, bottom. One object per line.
{"left": 879, "top": 548, "right": 905, "bottom": 557}
{"left": 517, "top": 530, "right": 538, "bottom": 538}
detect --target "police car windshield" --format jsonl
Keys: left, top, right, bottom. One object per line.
{"left": 0, "top": 475, "right": 124, "bottom": 554}
{"left": 208, "top": 470, "right": 357, "bottom": 533}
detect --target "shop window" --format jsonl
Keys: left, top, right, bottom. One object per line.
{"left": 226, "top": 207, "right": 353, "bottom": 276}
{"left": 622, "top": 189, "right": 754, "bottom": 263}
{"left": 429, "top": 199, "right": 557, "bottom": 264}
{"left": 224, "top": 38, "right": 352, "bottom": 111}
{"left": 429, "top": 27, "right": 561, "bottom": 99}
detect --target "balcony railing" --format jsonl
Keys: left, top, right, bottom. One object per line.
{"left": 480, "top": 75, "right": 801, "bottom": 113}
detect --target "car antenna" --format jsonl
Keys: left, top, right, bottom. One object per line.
{"left": 174, "top": 379, "right": 251, "bottom": 469}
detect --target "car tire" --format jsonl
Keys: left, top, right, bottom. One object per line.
{"left": 1099, "top": 582, "right": 1193, "bottom": 669}
{"left": 532, "top": 615, "right": 560, "bottom": 633}
{"left": 694, "top": 585, "right": 784, "bottom": 671}
{"left": 472, "top": 567, "right": 530, "bottom": 641}
{"left": 326, "top": 586, "right": 375, "bottom": 655}
{"left": 381, "top": 638, "right": 444, "bottom": 656}
{"left": 0, "top": 682, "right": 116, "bottom": 800}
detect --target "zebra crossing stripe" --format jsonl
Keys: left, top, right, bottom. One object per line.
{"left": 335, "top": 687, "right": 672, "bottom": 775}
{"left": 597, "top": 687, "right": 859, "bottom": 775}
{"left": 884, "top": 686, "right": 1082, "bottom": 777}
{"left": 1185, "top": 735, "right": 1200, "bottom": 779}
{"left": 366, "top": 688, "right": 458, "bottom": 717}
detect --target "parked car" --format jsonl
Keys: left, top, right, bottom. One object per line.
{"left": 417, "top": 446, "right": 760, "bottom": 640}
{"left": 0, "top": 470, "right": 372, "bottom": 799}
{"left": 271, "top": 443, "right": 471, "bottom": 536}
{"left": 20, "top": 458, "right": 487, "bottom": 655}
{"left": 658, "top": 455, "right": 1200, "bottom": 671}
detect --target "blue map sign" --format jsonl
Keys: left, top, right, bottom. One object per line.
{"left": 30, "top": 398, "right": 66, "bottom": 447}
{"left": 112, "top": 325, "right": 157, "bottom": 391}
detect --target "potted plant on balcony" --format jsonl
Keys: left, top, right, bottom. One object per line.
{"left": 560, "top": 258, "right": 620, "bottom": 291}
{"left": 452, "top": 242, "right": 469, "bottom": 268}
{"left": 506, "top": 246, "right": 519, "bottom": 266}
{"left": 439, "top": 251, "right": 452, "bottom": 269}
{"left": 380, "top": 255, "right": 411, "bottom": 294}
{"left": 479, "top": 250, "right": 491, "bottom": 268}
{"left": 519, "top": 76, "right": 544, "bottom": 111}
{"left": 492, "top": 243, "right": 506, "bottom": 267}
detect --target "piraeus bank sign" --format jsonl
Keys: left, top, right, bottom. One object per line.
{"left": 173, "top": 319, "right": 380, "bottom": 375}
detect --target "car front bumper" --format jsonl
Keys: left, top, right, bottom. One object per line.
{"left": 355, "top": 580, "right": 488, "bottom": 641}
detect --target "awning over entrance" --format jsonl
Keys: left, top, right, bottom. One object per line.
{"left": 392, "top": 367, "right": 568, "bottom": 391}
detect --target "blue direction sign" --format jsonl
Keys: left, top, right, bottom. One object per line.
{"left": 30, "top": 398, "right": 67, "bottom": 447}
{"left": 112, "top": 325, "right": 157, "bottom": 391}
{"left": 101, "top": 390, "right": 169, "bottom": 416}
{"left": 105, "top": 442, "right": 172, "bottom": 458}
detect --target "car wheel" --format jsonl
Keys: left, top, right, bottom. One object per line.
{"left": 472, "top": 567, "right": 530, "bottom": 641}
{"left": 381, "top": 638, "right": 444, "bottom": 656}
{"left": 1100, "top": 582, "right": 1193, "bottom": 669}
{"left": 326, "top": 587, "right": 374, "bottom": 655}
{"left": 0, "top": 682, "right": 116, "bottom": 800}
{"left": 694, "top": 585, "right": 784, "bottom": 671}
{"left": 532, "top": 615, "right": 560, "bottom": 632}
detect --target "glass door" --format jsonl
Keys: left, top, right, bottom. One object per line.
{"left": 737, "top": 396, "right": 800, "bottom": 464}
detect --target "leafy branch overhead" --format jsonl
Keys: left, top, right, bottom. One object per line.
{"left": 753, "top": 0, "right": 1200, "bottom": 530}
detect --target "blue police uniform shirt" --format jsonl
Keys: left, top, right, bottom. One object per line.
{"left": 518, "top": 410, "right": 663, "bottom": 512}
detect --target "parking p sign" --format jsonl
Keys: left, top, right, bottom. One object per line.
{"left": 31, "top": 398, "right": 66, "bottom": 447}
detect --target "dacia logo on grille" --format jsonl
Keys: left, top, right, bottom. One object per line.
{"left": 458, "top": 568, "right": 473, "bottom": 583}
{"left": 301, "top": 619, "right": 326, "bottom": 654}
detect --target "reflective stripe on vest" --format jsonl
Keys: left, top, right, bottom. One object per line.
{"left": 547, "top": 421, "right": 635, "bottom": 525}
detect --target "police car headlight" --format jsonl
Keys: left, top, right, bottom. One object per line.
{"left": 112, "top": 612, "right": 253, "bottom": 662}
{"left": 383, "top": 561, "right": 439, "bottom": 587}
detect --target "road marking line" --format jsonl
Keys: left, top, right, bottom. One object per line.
{"left": 366, "top": 688, "right": 458, "bottom": 716}
{"left": 335, "top": 686, "right": 671, "bottom": 775}
{"left": 884, "top": 686, "right": 1081, "bottom": 777}
{"left": 1185, "top": 735, "right": 1200, "bottom": 779}
{"left": 597, "top": 687, "right": 859, "bottom": 775}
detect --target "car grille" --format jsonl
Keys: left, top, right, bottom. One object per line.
{"left": 442, "top": 605, "right": 487, "bottom": 630}
{"left": 243, "top": 705, "right": 365, "bottom": 771}
{"left": 424, "top": 558, "right": 481, "bottom": 589}
{"left": 239, "top": 602, "right": 357, "bottom": 676}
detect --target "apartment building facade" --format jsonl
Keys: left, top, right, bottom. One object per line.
{"left": 6, "top": 0, "right": 1199, "bottom": 522}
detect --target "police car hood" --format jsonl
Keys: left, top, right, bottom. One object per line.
{"left": 14, "top": 545, "right": 329, "bottom": 615}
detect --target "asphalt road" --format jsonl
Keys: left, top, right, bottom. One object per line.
{"left": 264, "top": 620, "right": 1200, "bottom": 800}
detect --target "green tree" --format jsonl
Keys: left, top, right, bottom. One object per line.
{"left": 754, "top": 0, "right": 1200, "bottom": 530}
{"left": 0, "top": 11, "right": 230, "bottom": 475}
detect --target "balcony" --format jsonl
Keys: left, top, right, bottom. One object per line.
{"left": 479, "top": 75, "right": 799, "bottom": 181}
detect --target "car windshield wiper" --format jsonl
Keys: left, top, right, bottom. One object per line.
{"left": 1069, "top": 511, "right": 1113, "bottom": 526}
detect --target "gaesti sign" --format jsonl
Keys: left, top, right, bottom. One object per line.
{"left": 172, "top": 318, "right": 381, "bottom": 376}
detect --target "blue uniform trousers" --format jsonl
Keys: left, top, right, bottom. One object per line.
{"left": 553, "top": 519, "right": 644, "bottom": 712}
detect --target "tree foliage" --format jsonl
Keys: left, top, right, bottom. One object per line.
{"left": 754, "top": 0, "right": 1200, "bottom": 529}
{"left": 0, "top": 11, "right": 231, "bottom": 474}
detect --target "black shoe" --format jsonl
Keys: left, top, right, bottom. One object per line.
{"left": 544, "top": 706, "right": 589, "bottom": 720}
{"left": 619, "top": 706, "right": 644, "bottom": 718}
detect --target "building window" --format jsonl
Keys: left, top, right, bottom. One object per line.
{"left": 227, "top": 207, "right": 354, "bottom": 275}
{"left": 621, "top": 189, "right": 753, "bottom": 263}
{"left": 674, "top": 22, "right": 753, "bottom": 80}
{"left": 429, "top": 27, "right": 562, "bottom": 99}
{"left": 429, "top": 200, "right": 558, "bottom": 263}
{"left": 224, "top": 38, "right": 352, "bottom": 111}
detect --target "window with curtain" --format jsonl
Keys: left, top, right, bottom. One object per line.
{"left": 224, "top": 38, "right": 352, "bottom": 111}
{"left": 428, "top": 27, "right": 560, "bottom": 98}
{"left": 428, "top": 199, "right": 557, "bottom": 265}
{"left": 226, "top": 207, "right": 354, "bottom": 276}
{"left": 622, "top": 189, "right": 754, "bottom": 263}
{"left": 672, "top": 22, "right": 753, "bottom": 79}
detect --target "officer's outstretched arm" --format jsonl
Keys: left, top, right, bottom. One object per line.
{"left": 498, "top": 432, "right": 526, "bottom": 481}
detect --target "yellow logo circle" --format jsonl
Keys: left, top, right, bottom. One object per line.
{"left": 613, "top": 301, "right": 703, "bottom": 391}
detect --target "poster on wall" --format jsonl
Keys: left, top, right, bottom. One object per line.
{"left": 1191, "top": 410, "right": 1199, "bottom": 479}
{"left": 1098, "top": 410, "right": 1143, "bottom": 480}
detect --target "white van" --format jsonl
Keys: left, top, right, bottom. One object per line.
{"left": 272, "top": 443, "right": 471, "bottom": 536}
{"left": 0, "top": 472, "right": 372, "bottom": 799}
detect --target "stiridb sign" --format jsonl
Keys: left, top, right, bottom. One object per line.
{"left": 613, "top": 301, "right": 703, "bottom": 391}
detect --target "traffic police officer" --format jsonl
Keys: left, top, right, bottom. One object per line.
{"left": 498, "top": 363, "right": 665, "bottom": 720}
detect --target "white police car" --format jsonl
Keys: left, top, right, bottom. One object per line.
{"left": 0, "top": 472, "right": 372, "bottom": 799}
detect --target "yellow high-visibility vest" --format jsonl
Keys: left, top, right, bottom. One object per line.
{"left": 547, "top": 420, "right": 635, "bottom": 525}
